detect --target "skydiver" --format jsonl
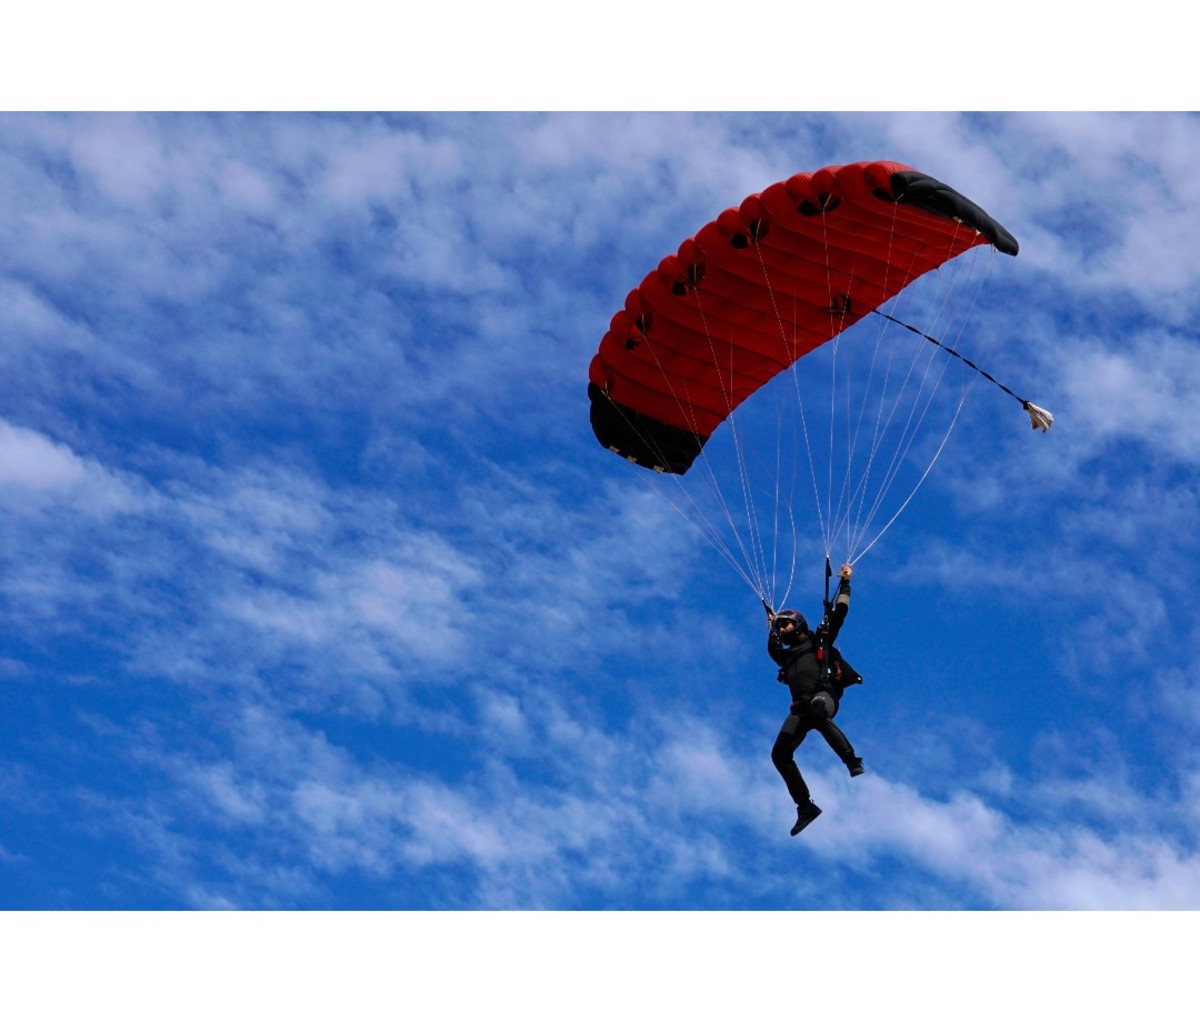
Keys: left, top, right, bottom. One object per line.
{"left": 766, "top": 563, "right": 864, "bottom": 837}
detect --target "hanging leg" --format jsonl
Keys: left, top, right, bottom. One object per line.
{"left": 807, "top": 693, "right": 864, "bottom": 776}
{"left": 816, "top": 719, "right": 864, "bottom": 776}
{"left": 771, "top": 714, "right": 812, "bottom": 805}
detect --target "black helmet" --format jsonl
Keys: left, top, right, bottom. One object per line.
{"left": 774, "top": 609, "right": 808, "bottom": 633}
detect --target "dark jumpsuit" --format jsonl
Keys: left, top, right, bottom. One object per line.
{"left": 768, "top": 578, "right": 860, "bottom": 806}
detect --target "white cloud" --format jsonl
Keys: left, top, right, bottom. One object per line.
{"left": 997, "top": 113, "right": 1200, "bottom": 317}
{"left": 3, "top": 112, "right": 1199, "bottom": 916}
{"left": 142, "top": 692, "right": 1200, "bottom": 909}
{"left": 191, "top": 506, "right": 487, "bottom": 680}
{"left": 796, "top": 770, "right": 1200, "bottom": 909}
{"left": 0, "top": 419, "right": 86, "bottom": 489}
{"left": 1060, "top": 330, "right": 1200, "bottom": 462}
{"left": 317, "top": 123, "right": 463, "bottom": 209}
{"left": 62, "top": 114, "right": 170, "bottom": 207}
{"left": 0, "top": 277, "right": 88, "bottom": 347}
{"left": 0, "top": 418, "right": 145, "bottom": 519}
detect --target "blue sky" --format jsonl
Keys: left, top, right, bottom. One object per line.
{"left": 1, "top": 12, "right": 1198, "bottom": 1014}
{"left": 8, "top": 108, "right": 1199, "bottom": 911}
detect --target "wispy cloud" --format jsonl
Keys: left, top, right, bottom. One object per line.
{"left": 2, "top": 112, "right": 1198, "bottom": 916}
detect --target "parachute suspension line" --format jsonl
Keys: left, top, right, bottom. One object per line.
{"left": 850, "top": 318, "right": 956, "bottom": 557}
{"left": 849, "top": 389, "right": 967, "bottom": 565}
{"left": 700, "top": 247, "right": 792, "bottom": 606}
{"left": 752, "top": 237, "right": 827, "bottom": 603}
{"left": 814, "top": 205, "right": 858, "bottom": 565}
{"left": 753, "top": 246, "right": 815, "bottom": 604}
{"left": 768, "top": 293, "right": 803, "bottom": 606}
{"left": 826, "top": 290, "right": 839, "bottom": 560}
{"left": 766, "top": 360, "right": 805, "bottom": 613}
{"left": 827, "top": 259, "right": 895, "bottom": 567}
{"left": 828, "top": 200, "right": 919, "bottom": 567}
{"left": 752, "top": 279, "right": 804, "bottom": 611}
{"left": 834, "top": 257, "right": 915, "bottom": 563}
{"left": 842, "top": 274, "right": 932, "bottom": 558}
{"left": 764, "top": 318, "right": 789, "bottom": 607}
{"left": 820, "top": 213, "right": 840, "bottom": 563}
{"left": 629, "top": 464, "right": 769, "bottom": 595}
{"left": 850, "top": 249, "right": 992, "bottom": 557}
{"left": 846, "top": 305, "right": 946, "bottom": 557}
{"left": 834, "top": 304, "right": 901, "bottom": 560}
{"left": 838, "top": 203, "right": 947, "bottom": 561}
{"left": 631, "top": 277, "right": 786, "bottom": 605}
{"left": 774, "top": 298, "right": 806, "bottom": 610}
{"left": 604, "top": 402, "right": 772, "bottom": 596}
{"left": 781, "top": 498, "right": 801, "bottom": 610}
{"left": 829, "top": 225, "right": 987, "bottom": 564}
{"left": 818, "top": 207, "right": 873, "bottom": 569}
{"left": 844, "top": 239, "right": 997, "bottom": 562}
{"left": 593, "top": 330, "right": 772, "bottom": 601}
{"left": 688, "top": 293, "right": 776, "bottom": 600}
{"left": 826, "top": 279, "right": 859, "bottom": 564}
{"left": 870, "top": 310, "right": 1054, "bottom": 431}
{"left": 769, "top": 367, "right": 786, "bottom": 602}
{"left": 843, "top": 249, "right": 979, "bottom": 560}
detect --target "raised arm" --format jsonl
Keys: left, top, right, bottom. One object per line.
{"left": 825, "top": 563, "right": 852, "bottom": 642}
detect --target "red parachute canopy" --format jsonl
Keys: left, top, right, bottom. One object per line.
{"left": 588, "top": 160, "right": 1018, "bottom": 474}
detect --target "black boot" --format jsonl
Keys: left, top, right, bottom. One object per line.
{"left": 790, "top": 800, "right": 822, "bottom": 836}
{"left": 846, "top": 757, "right": 864, "bottom": 777}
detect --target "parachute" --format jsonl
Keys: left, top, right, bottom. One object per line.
{"left": 587, "top": 160, "right": 1046, "bottom": 606}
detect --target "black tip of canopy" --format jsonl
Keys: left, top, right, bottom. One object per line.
{"left": 890, "top": 170, "right": 1019, "bottom": 256}
{"left": 588, "top": 383, "right": 706, "bottom": 475}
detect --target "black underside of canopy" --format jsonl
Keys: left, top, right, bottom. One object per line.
{"left": 588, "top": 383, "right": 706, "bottom": 474}
{"left": 890, "top": 170, "right": 1019, "bottom": 256}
